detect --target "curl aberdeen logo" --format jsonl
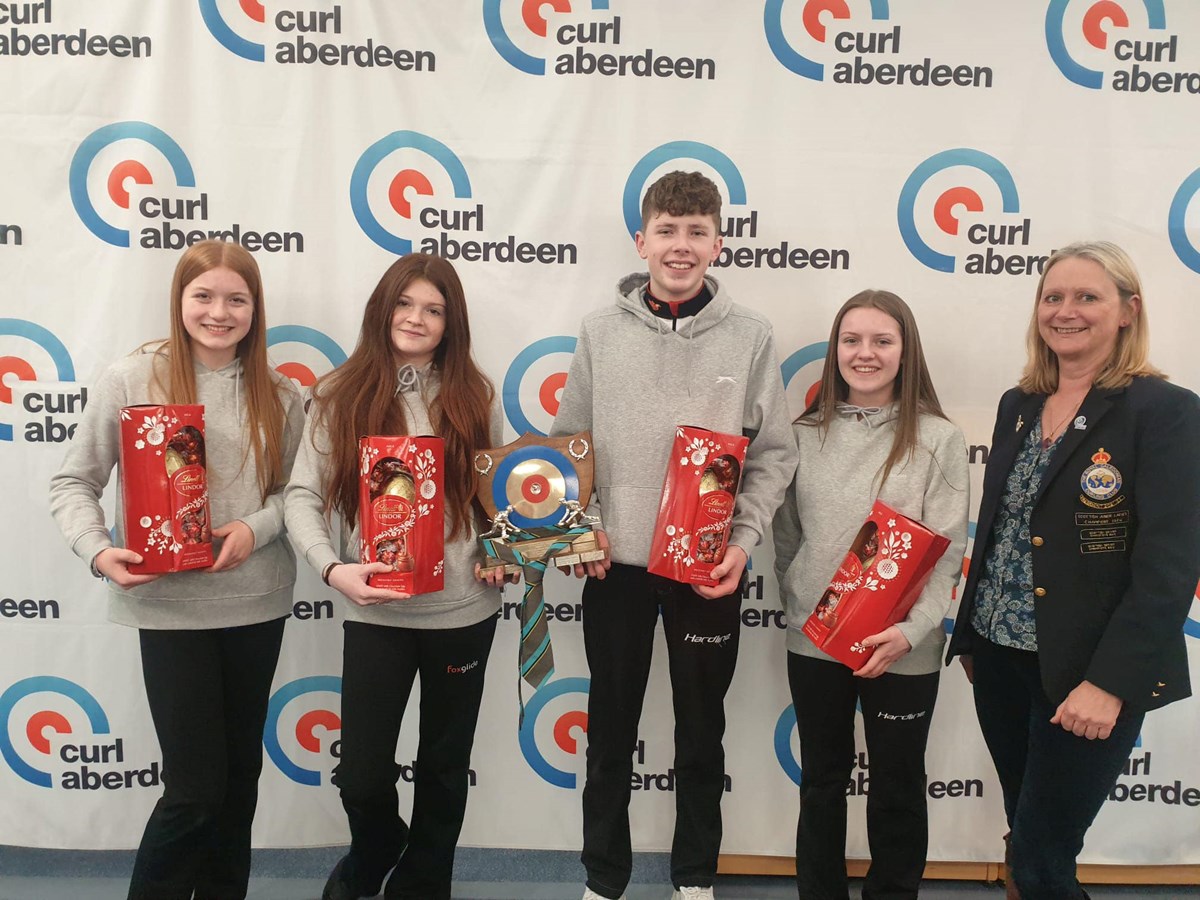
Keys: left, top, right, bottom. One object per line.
{"left": 1045, "top": 1, "right": 1198, "bottom": 92}
{"left": 503, "top": 336, "right": 577, "bottom": 437}
{"left": 70, "top": 121, "right": 194, "bottom": 248}
{"left": 766, "top": 0, "right": 889, "bottom": 80}
{"left": 70, "top": 121, "right": 303, "bottom": 252}
{"left": 201, "top": 0, "right": 435, "bottom": 70}
{"left": 351, "top": 130, "right": 576, "bottom": 264}
{"left": 519, "top": 676, "right": 589, "bottom": 788}
{"left": 485, "top": 0, "right": 610, "bottom": 75}
{"left": 897, "top": 149, "right": 1049, "bottom": 276}
{"left": 198, "top": 0, "right": 266, "bottom": 62}
{"left": 264, "top": 676, "right": 342, "bottom": 786}
{"left": 267, "top": 326, "right": 348, "bottom": 389}
{"left": 1169, "top": 168, "right": 1200, "bottom": 275}
{"left": 351, "top": 131, "right": 471, "bottom": 257}
{"left": 765, "top": 0, "right": 992, "bottom": 87}
{"left": 0, "top": 318, "right": 75, "bottom": 442}
{"left": 485, "top": 0, "right": 714, "bottom": 79}
{"left": 0, "top": 676, "right": 118, "bottom": 789}
{"left": 624, "top": 142, "right": 849, "bottom": 271}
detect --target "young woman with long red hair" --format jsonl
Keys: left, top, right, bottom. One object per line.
{"left": 49, "top": 239, "right": 304, "bottom": 899}
{"left": 284, "top": 253, "right": 503, "bottom": 900}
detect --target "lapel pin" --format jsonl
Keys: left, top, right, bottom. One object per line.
{"left": 1015, "top": 415, "right": 1024, "bottom": 432}
{"left": 1074, "top": 416, "right": 1087, "bottom": 430}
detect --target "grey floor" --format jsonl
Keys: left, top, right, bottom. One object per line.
{"left": 0, "top": 847, "right": 1196, "bottom": 899}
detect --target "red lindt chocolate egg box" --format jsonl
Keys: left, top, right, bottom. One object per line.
{"left": 119, "top": 405, "right": 213, "bottom": 574}
{"left": 358, "top": 436, "right": 445, "bottom": 595}
{"left": 802, "top": 500, "right": 950, "bottom": 669}
{"left": 648, "top": 426, "right": 749, "bottom": 586}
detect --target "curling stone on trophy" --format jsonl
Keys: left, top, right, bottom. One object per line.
{"left": 475, "top": 431, "right": 606, "bottom": 577}
{"left": 475, "top": 431, "right": 606, "bottom": 693}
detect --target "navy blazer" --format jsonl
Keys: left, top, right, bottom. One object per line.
{"left": 947, "top": 376, "right": 1200, "bottom": 712}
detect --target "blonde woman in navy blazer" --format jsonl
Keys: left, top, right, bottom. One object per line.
{"left": 947, "top": 241, "right": 1200, "bottom": 900}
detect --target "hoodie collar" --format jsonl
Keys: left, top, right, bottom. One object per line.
{"left": 194, "top": 356, "right": 242, "bottom": 379}
{"left": 643, "top": 284, "right": 713, "bottom": 324}
{"left": 836, "top": 400, "right": 899, "bottom": 428}
{"left": 616, "top": 273, "right": 730, "bottom": 337}
{"left": 396, "top": 361, "right": 437, "bottom": 396}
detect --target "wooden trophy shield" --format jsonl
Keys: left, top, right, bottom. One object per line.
{"left": 473, "top": 431, "right": 601, "bottom": 574}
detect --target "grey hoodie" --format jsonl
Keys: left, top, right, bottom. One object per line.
{"left": 772, "top": 405, "right": 970, "bottom": 674}
{"left": 283, "top": 364, "right": 502, "bottom": 629}
{"left": 49, "top": 348, "right": 305, "bottom": 629}
{"left": 551, "top": 273, "right": 798, "bottom": 568}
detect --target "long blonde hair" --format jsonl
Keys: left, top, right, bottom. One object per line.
{"left": 801, "top": 290, "right": 948, "bottom": 490}
{"left": 148, "top": 240, "right": 287, "bottom": 502}
{"left": 1020, "top": 241, "right": 1163, "bottom": 393}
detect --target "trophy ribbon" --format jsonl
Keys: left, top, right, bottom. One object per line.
{"left": 484, "top": 524, "right": 594, "bottom": 724}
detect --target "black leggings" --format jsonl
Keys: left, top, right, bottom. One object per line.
{"left": 788, "top": 651, "right": 939, "bottom": 900}
{"left": 129, "top": 616, "right": 286, "bottom": 900}
{"left": 332, "top": 615, "right": 497, "bottom": 900}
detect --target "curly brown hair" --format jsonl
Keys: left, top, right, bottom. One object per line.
{"left": 640, "top": 170, "right": 722, "bottom": 233}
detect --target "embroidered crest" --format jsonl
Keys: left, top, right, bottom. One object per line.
{"left": 1080, "top": 447, "right": 1123, "bottom": 502}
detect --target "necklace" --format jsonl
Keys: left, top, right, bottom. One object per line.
{"left": 1040, "top": 395, "right": 1084, "bottom": 449}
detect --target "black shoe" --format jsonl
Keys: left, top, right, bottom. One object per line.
{"left": 322, "top": 856, "right": 384, "bottom": 900}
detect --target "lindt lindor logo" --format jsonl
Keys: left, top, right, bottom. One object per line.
{"left": 700, "top": 492, "right": 733, "bottom": 519}
{"left": 373, "top": 496, "right": 413, "bottom": 524}
{"left": 173, "top": 469, "right": 206, "bottom": 493}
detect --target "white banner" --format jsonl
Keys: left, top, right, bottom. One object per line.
{"left": 3, "top": 0, "right": 1200, "bottom": 864}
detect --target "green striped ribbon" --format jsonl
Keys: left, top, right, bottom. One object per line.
{"left": 487, "top": 527, "right": 590, "bottom": 723}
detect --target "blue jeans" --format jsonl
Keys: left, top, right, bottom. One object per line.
{"left": 971, "top": 634, "right": 1142, "bottom": 900}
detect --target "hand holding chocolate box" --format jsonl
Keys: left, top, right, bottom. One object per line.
{"left": 119, "top": 405, "right": 214, "bottom": 574}
{"left": 802, "top": 500, "right": 950, "bottom": 669}
{"left": 648, "top": 426, "right": 749, "bottom": 586}
{"left": 358, "top": 436, "right": 445, "bottom": 595}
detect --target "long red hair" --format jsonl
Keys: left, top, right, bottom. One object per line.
{"left": 311, "top": 254, "right": 494, "bottom": 539}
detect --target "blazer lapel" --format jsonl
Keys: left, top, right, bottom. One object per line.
{"left": 1034, "top": 387, "right": 1119, "bottom": 509}
{"left": 977, "top": 392, "right": 1043, "bottom": 531}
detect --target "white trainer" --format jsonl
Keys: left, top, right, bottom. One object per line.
{"left": 582, "top": 889, "right": 626, "bottom": 900}
{"left": 673, "top": 887, "right": 715, "bottom": 900}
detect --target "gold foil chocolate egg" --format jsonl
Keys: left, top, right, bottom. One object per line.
{"left": 698, "top": 469, "right": 721, "bottom": 495}
{"left": 383, "top": 474, "right": 416, "bottom": 501}
{"left": 165, "top": 449, "right": 186, "bottom": 476}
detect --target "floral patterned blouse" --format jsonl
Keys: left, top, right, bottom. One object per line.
{"left": 971, "top": 417, "right": 1062, "bottom": 651}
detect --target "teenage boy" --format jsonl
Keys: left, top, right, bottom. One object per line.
{"left": 551, "top": 171, "right": 797, "bottom": 900}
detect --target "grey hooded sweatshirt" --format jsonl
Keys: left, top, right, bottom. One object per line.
{"left": 283, "top": 364, "right": 502, "bottom": 629}
{"left": 551, "top": 273, "right": 798, "bottom": 568}
{"left": 49, "top": 348, "right": 305, "bottom": 629}
{"left": 772, "top": 405, "right": 970, "bottom": 674}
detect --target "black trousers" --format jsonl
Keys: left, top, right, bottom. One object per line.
{"left": 581, "top": 563, "right": 741, "bottom": 899}
{"left": 128, "top": 616, "right": 286, "bottom": 900}
{"left": 331, "top": 615, "right": 496, "bottom": 900}
{"left": 788, "top": 652, "right": 940, "bottom": 900}
{"left": 971, "top": 634, "right": 1142, "bottom": 900}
